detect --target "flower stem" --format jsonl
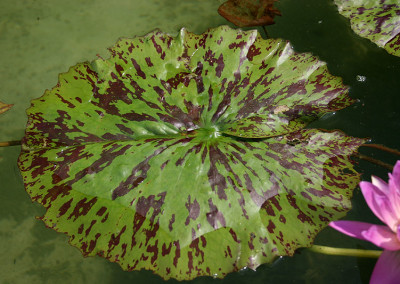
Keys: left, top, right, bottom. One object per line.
{"left": 0, "top": 140, "right": 21, "bottom": 147}
{"left": 308, "top": 245, "right": 382, "bottom": 258}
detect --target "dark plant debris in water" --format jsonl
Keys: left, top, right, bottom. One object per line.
{"left": 218, "top": 0, "right": 281, "bottom": 27}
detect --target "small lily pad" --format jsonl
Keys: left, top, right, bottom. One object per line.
{"left": 18, "top": 26, "right": 365, "bottom": 280}
{"left": 335, "top": 0, "right": 400, "bottom": 57}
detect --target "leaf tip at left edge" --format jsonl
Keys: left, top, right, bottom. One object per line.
{"left": 0, "top": 101, "right": 13, "bottom": 115}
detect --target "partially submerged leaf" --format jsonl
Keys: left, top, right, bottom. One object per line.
{"left": 0, "top": 101, "right": 13, "bottom": 115}
{"left": 335, "top": 0, "right": 400, "bottom": 57}
{"left": 18, "top": 26, "right": 365, "bottom": 280}
{"left": 218, "top": 0, "right": 281, "bottom": 27}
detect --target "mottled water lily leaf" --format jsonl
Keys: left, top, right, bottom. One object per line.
{"left": 18, "top": 26, "right": 365, "bottom": 280}
{"left": 0, "top": 101, "right": 13, "bottom": 115}
{"left": 335, "top": 0, "right": 400, "bottom": 57}
{"left": 218, "top": 0, "right": 281, "bottom": 27}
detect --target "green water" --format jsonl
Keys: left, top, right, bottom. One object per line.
{"left": 1, "top": 0, "right": 399, "bottom": 283}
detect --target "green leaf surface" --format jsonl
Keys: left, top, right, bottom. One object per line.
{"left": 334, "top": 0, "right": 400, "bottom": 57}
{"left": 18, "top": 26, "right": 365, "bottom": 280}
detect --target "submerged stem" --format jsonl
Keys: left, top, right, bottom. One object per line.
{"left": 0, "top": 140, "right": 21, "bottom": 147}
{"left": 361, "top": 144, "right": 400, "bottom": 156}
{"left": 309, "top": 245, "right": 382, "bottom": 258}
{"left": 356, "top": 153, "right": 393, "bottom": 171}
{"left": 261, "top": 26, "right": 269, "bottom": 38}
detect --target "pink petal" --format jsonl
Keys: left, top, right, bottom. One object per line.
{"left": 329, "top": 221, "right": 400, "bottom": 250}
{"left": 398, "top": 224, "right": 400, "bottom": 242}
{"left": 391, "top": 161, "right": 400, "bottom": 188}
{"left": 371, "top": 176, "right": 388, "bottom": 193}
{"left": 389, "top": 185, "right": 400, "bottom": 217}
{"left": 389, "top": 161, "right": 400, "bottom": 196}
{"left": 370, "top": 250, "right": 400, "bottom": 284}
{"left": 388, "top": 172, "right": 400, "bottom": 218}
{"left": 360, "top": 181, "right": 398, "bottom": 231}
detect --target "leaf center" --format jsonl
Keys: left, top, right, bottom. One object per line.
{"left": 194, "top": 125, "right": 221, "bottom": 142}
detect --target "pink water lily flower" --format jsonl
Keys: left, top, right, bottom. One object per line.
{"left": 330, "top": 161, "right": 400, "bottom": 284}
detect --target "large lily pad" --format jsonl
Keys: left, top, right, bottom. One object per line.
{"left": 334, "top": 0, "right": 400, "bottom": 57}
{"left": 18, "top": 26, "right": 365, "bottom": 280}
